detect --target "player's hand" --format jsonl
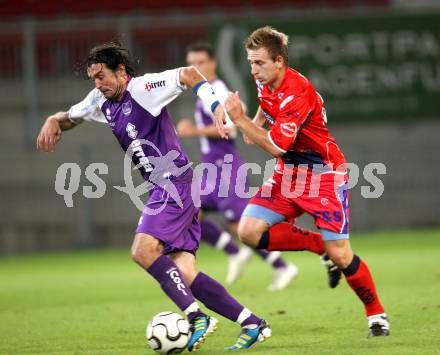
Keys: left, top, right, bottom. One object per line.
{"left": 225, "top": 91, "right": 244, "bottom": 123}
{"left": 243, "top": 134, "right": 254, "bottom": 144}
{"left": 213, "top": 104, "right": 228, "bottom": 139}
{"left": 36, "top": 116, "right": 62, "bottom": 153}
{"left": 176, "top": 119, "right": 196, "bottom": 137}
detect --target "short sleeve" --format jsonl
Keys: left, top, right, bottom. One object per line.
{"left": 129, "top": 68, "right": 186, "bottom": 117}
{"left": 68, "top": 89, "right": 106, "bottom": 124}
{"left": 268, "top": 95, "right": 312, "bottom": 153}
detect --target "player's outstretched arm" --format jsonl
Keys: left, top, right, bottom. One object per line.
{"left": 179, "top": 66, "right": 228, "bottom": 139}
{"left": 225, "top": 92, "right": 283, "bottom": 157}
{"left": 179, "top": 66, "right": 208, "bottom": 89}
{"left": 36, "top": 111, "right": 78, "bottom": 153}
{"left": 176, "top": 119, "right": 233, "bottom": 139}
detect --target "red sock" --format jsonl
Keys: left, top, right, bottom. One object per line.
{"left": 263, "top": 223, "right": 325, "bottom": 255}
{"left": 343, "top": 256, "right": 385, "bottom": 316}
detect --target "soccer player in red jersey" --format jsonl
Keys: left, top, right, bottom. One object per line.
{"left": 219, "top": 26, "right": 389, "bottom": 337}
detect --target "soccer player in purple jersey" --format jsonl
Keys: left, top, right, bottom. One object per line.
{"left": 36, "top": 41, "right": 271, "bottom": 351}
{"left": 177, "top": 42, "right": 298, "bottom": 291}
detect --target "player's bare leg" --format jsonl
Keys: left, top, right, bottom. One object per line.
{"left": 170, "top": 251, "right": 271, "bottom": 350}
{"left": 131, "top": 232, "right": 163, "bottom": 269}
{"left": 131, "top": 233, "right": 209, "bottom": 351}
{"left": 236, "top": 216, "right": 267, "bottom": 248}
{"left": 324, "top": 238, "right": 390, "bottom": 337}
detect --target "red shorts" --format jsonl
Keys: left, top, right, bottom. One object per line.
{"left": 249, "top": 170, "right": 349, "bottom": 234}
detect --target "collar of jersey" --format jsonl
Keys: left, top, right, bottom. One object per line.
{"left": 263, "top": 67, "right": 294, "bottom": 97}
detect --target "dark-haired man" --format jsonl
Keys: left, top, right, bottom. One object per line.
{"left": 177, "top": 41, "right": 298, "bottom": 291}
{"left": 220, "top": 26, "right": 389, "bottom": 337}
{"left": 37, "top": 41, "right": 271, "bottom": 351}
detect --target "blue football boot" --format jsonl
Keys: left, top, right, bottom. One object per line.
{"left": 225, "top": 319, "right": 272, "bottom": 351}
{"left": 187, "top": 314, "right": 218, "bottom": 352}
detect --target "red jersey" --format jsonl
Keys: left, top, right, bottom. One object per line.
{"left": 257, "top": 67, "right": 346, "bottom": 175}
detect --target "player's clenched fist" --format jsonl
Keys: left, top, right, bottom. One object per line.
{"left": 36, "top": 115, "right": 62, "bottom": 153}
{"left": 224, "top": 91, "right": 244, "bottom": 123}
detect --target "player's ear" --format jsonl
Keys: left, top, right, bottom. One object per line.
{"left": 275, "top": 56, "right": 284, "bottom": 69}
{"left": 116, "top": 64, "right": 126, "bottom": 76}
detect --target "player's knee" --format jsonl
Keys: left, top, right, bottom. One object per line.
{"left": 131, "top": 234, "right": 162, "bottom": 268}
{"left": 237, "top": 223, "right": 259, "bottom": 247}
{"left": 325, "top": 242, "right": 353, "bottom": 269}
{"left": 238, "top": 217, "right": 268, "bottom": 247}
{"left": 328, "top": 251, "right": 350, "bottom": 269}
{"left": 131, "top": 245, "right": 147, "bottom": 266}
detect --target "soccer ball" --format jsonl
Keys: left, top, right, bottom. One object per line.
{"left": 146, "top": 311, "right": 191, "bottom": 354}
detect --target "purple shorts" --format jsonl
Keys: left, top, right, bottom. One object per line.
{"left": 136, "top": 182, "right": 201, "bottom": 255}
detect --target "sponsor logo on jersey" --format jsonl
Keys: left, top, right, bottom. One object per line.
{"left": 126, "top": 122, "right": 138, "bottom": 139}
{"left": 280, "top": 122, "right": 297, "bottom": 138}
{"left": 261, "top": 109, "right": 275, "bottom": 125}
{"left": 105, "top": 108, "right": 112, "bottom": 121}
{"left": 122, "top": 100, "right": 132, "bottom": 116}
{"left": 145, "top": 80, "right": 166, "bottom": 91}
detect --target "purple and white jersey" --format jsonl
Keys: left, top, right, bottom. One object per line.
{"left": 195, "top": 79, "right": 242, "bottom": 166}
{"left": 68, "top": 69, "right": 192, "bottom": 183}
{"left": 195, "top": 79, "right": 248, "bottom": 222}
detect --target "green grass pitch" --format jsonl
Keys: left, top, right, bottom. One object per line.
{"left": 1, "top": 229, "right": 439, "bottom": 355}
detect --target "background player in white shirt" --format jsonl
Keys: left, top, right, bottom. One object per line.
{"left": 177, "top": 41, "right": 298, "bottom": 291}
